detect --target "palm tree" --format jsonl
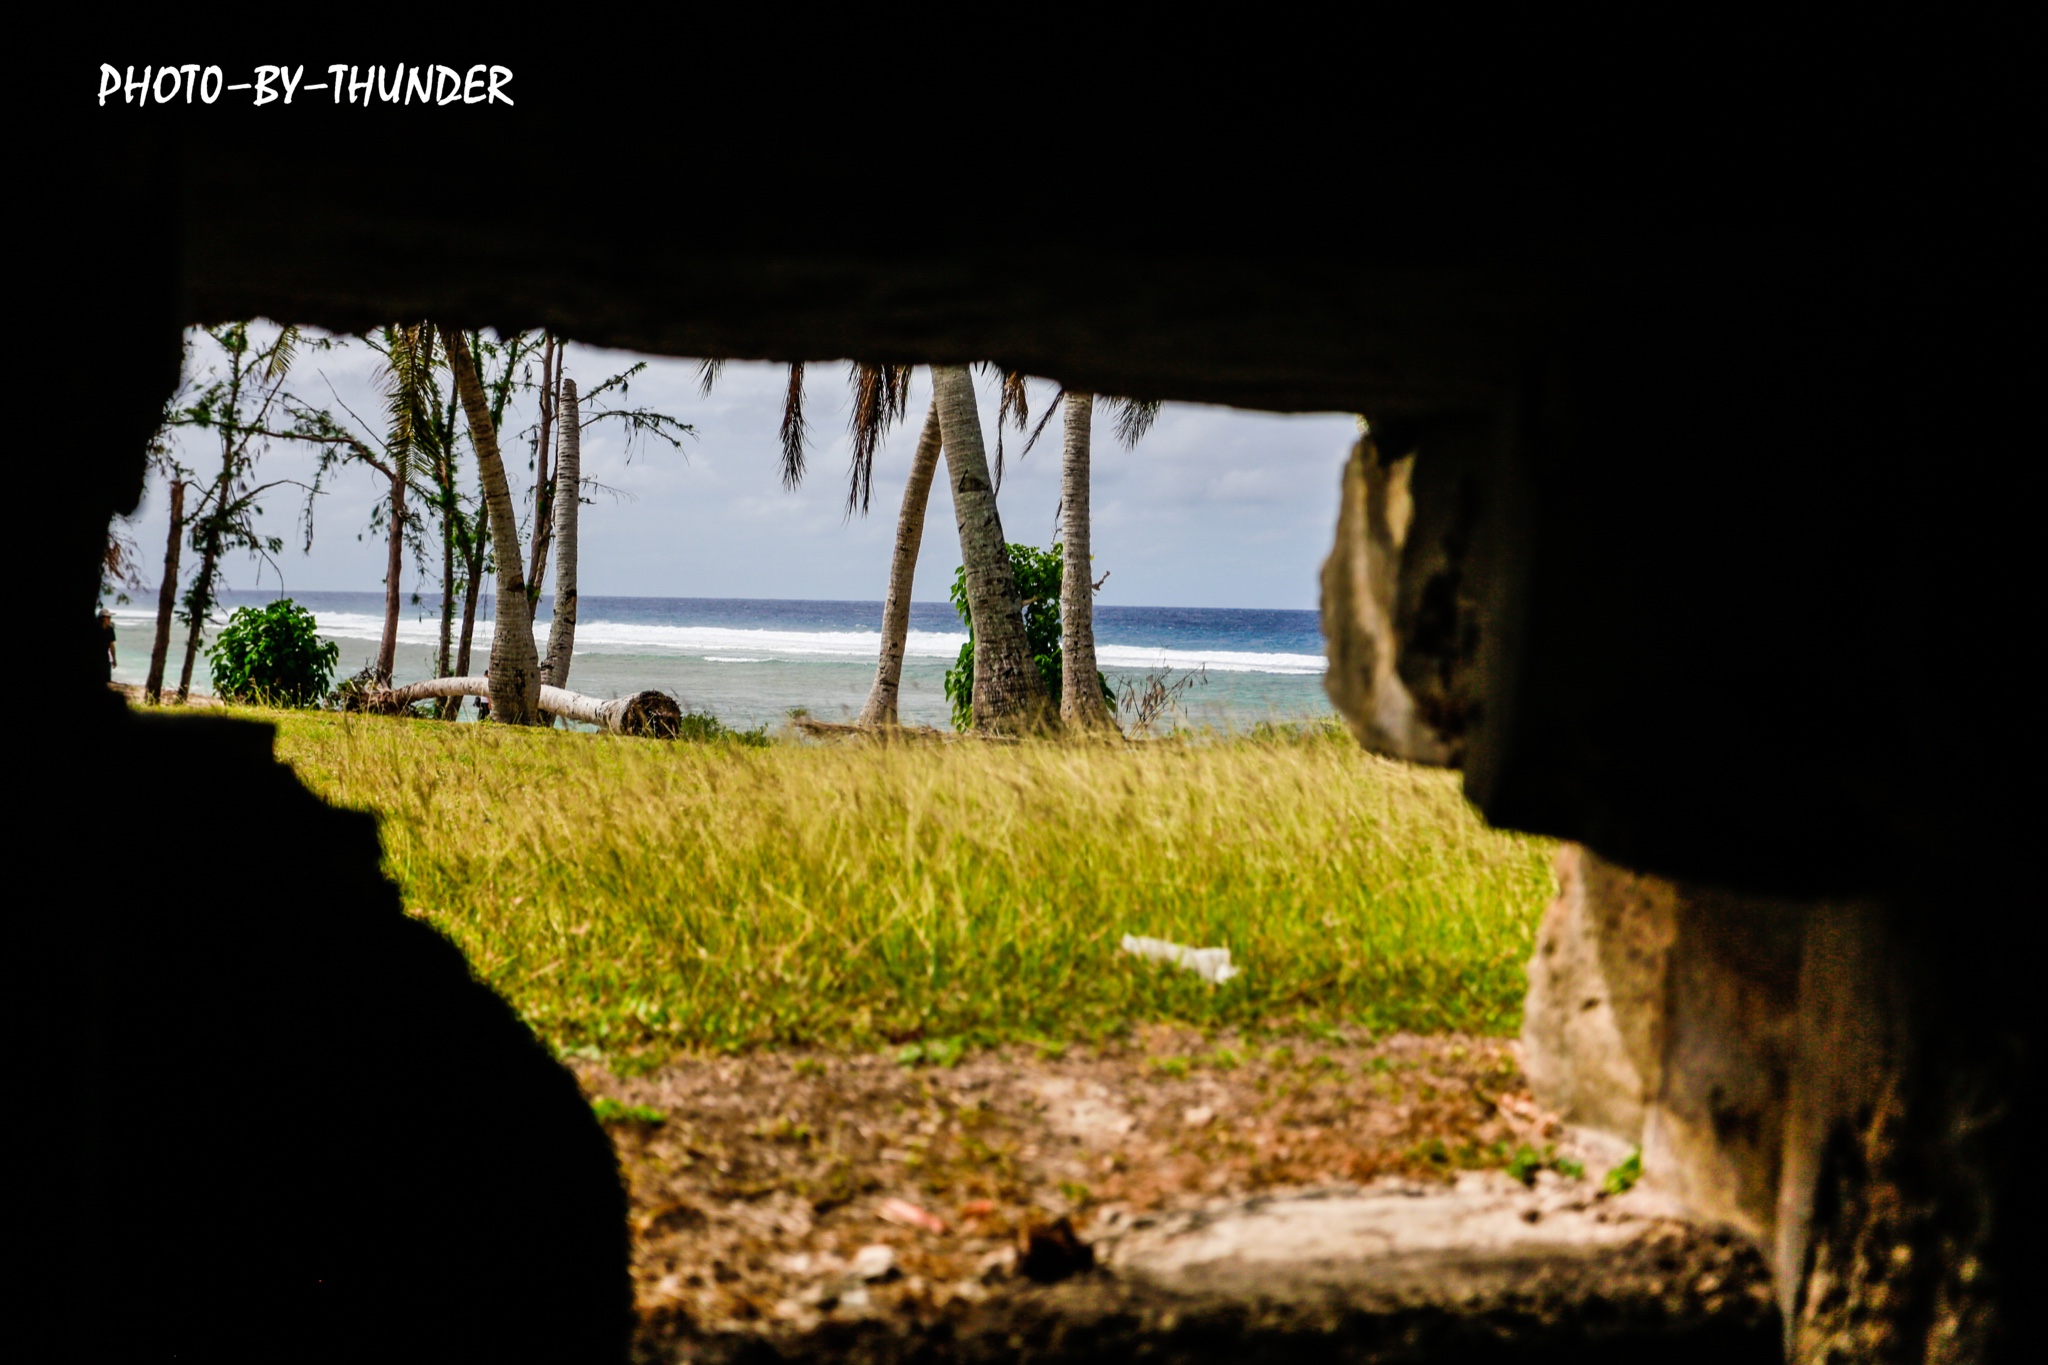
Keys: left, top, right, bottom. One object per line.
{"left": 1066, "top": 393, "right": 1157, "bottom": 728}
{"left": 518, "top": 349, "right": 690, "bottom": 691}
{"left": 855, "top": 401, "right": 942, "bottom": 726}
{"left": 143, "top": 476, "right": 186, "bottom": 703}
{"left": 1056, "top": 393, "right": 1110, "bottom": 728}
{"left": 930, "top": 364, "right": 1047, "bottom": 731}
{"left": 541, "top": 378, "right": 581, "bottom": 688}
{"left": 448, "top": 331, "right": 540, "bottom": 715}
{"left": 1028, "top": 389, "right": 1158, "bottom": 729}
{"left": 444, "top": 327, "right": 543, "bottom": 724}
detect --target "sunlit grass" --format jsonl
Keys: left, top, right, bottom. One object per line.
{"left": 244, "top": 708, "right": 1555, "bottom": 1064}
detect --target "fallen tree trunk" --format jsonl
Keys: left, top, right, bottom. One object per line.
{"left": 363, "top": 677, "right": 682, "bottom": 739}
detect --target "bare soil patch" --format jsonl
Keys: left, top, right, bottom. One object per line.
{"left": 571, "top": 1027, "right": 1751, "bottom": 1359}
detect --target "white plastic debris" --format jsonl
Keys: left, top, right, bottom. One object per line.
{"left": 849, "top": 1244, "right": 898, "bottom": 1282}
{"left": 1119, "top": 934, "right": 1241, "bottom": 984}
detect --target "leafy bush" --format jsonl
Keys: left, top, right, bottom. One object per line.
{"left": 944, "top": 543, "right": 1114, "bottom": 730}
{"left": 205, "top": 599, "right": 338, "bottom": 706}
{"left": 675, "top": 709, "right": 771, "bottom": 747}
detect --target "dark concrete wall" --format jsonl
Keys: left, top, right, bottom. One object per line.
{"left": 35, "top": 33, "right": 2031, "bottom": 1359}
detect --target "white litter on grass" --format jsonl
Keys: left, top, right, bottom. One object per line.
{"left": 1120, "top": 934, "right": 1241, "bottom": 985}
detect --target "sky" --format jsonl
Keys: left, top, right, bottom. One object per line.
{"left": 119, "top": 328, "right": 1361, "bottom": 612}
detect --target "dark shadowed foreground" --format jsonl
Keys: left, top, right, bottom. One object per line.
{"left": 50, "top": 707, "right": 631, "bottom": 1362}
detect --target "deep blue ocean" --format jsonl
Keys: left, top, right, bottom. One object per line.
{"left": 111, "top": 591, "right": 1332, "bottom": 732}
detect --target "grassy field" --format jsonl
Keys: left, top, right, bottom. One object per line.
{"left": 244, "top": 708, "right": 1556, "bottom": 1066}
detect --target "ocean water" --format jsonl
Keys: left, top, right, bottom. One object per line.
{"left": 109, "top": 591, "right": 1333, "bottom": 732}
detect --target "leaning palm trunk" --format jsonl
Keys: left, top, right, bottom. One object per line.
{"left": 931, "top": 366, "right": 1049, "bottom": 732}
{"left": 542, "top": 380, "right": 581, "bottom": 688}
{"left": 367, "top": 676, "right": 680, "bottom": 737}
{"left": 856, "top": 403, "right": 943, "bottom": 727}
{"left": 445, "top": 329, "right": 542, "bottom": 724}
{"left": 145, "top": 479, "right": 184, "bottom": 704}
{"left": 375, "top": 472, "right": 405, "bottom": 685}
{"left": 175, "top": 531, "right": 222, "bottom": 703}
{"left": 937, "top": 360, "right": 1048, "bottom": 724}
{"left": 1058, "top": 392, "right": 1113, "bottom": 729}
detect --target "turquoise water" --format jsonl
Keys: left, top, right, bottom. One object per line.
{"left": 111, "top": 591, "right": 1334, "bottom": 733}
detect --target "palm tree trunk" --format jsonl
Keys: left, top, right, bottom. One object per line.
{"left": 931, "top": 365, "right": 1048, "bottom": 732}
{"left": 543, "top": 380, "right": 581, "bottom": 688}
{"left": 455, "top": 527, "right": 486, "bottom": 677}
{"left": 856, "top": 402, "right": 943, "bottom": 727}
{"left": 434, "top": 498, "right": 457, "bottom": 717}
{"left": 145, "top": 479, "right": 184, "bottom": 704}
{"left": 376, "top": 470, "right": 405, "bottom": 685}
{"left": 527, "top": 336, "right": 558, "bottom": 610}
{"left": 446, "top": 329, "right": 542, "bottom": 724}
{"left": 175, "top": 533, "right": 220, "bottom": 704}
{"left": 1059, "top": 392, "right": 1112, "bottom": 729}
{"left": 437, "top": 496, "right": 456, "bottom": 679}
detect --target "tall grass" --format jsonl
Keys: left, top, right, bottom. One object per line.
{"left": 259, "top": 711, "right": 1555, "bottom": 1062}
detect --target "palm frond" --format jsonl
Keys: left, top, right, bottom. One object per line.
{"left": 780, "top": 361, "right": 808, "bottom": 489}
{"left": 1022, "top": 386, "right": 1070, "bottom": 459}
{"left": 265, "top": 325, "right": 301, "bottom": 382}
{"left": 1103, "top": 396, "right": 1161, "bottom": 448}
{"left": 379, "top": 322, "right": 439, "bottom": 476}
{"left": 844, "top": 362, "right": 911, "bottom": 517}
{"left": 887, "top": 364, "right": 913, "bottom": 424}
{"left": 991, "top": 370, "right": 1031, "bottom": 493}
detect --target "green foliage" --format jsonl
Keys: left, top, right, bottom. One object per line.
{"left": 1246, "top": 717, "right": 1351, "bottom": 745}
{"left": 1506, "top": 1143, "right": 1584, "bottom": 1186}
{"left": 205, "top": 599, "right": 339, "bottom": 706}
{"left": 944, "top": 543, "right": 1114, "bottom": 731}
{"left": 1603, "top": 1147, "right": 1643, "bottom": 1195}
{"left": 590, "top": 1097, "right": 666, "bottom": 1125}
{"left": 896, "top": 1036, "right": 967, "bottom": 1069}
{"left": 675, "top": 710, "right": 771, "bottom": 746}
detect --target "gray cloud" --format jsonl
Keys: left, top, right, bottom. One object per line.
{"left": 120, "top": 333, "right": 1357, "bottom": 611}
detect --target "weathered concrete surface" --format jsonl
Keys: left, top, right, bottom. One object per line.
{"left": 1521, "top": 844, "right": 1805, "bottom": 1247}
{"left": 1521, "top": 845, "right": 1676, "bottom": 1140}
{"left": 1098, "top": 1175, "right": 1737, "bottom": 1302}
{"left": 639, "top": 1179, "right": 1778, "bottom": 1363}
{"left": 1514, "top": 846, "right": 2022, "bottom": 1361}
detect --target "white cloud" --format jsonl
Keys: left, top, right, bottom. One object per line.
{"left": 120, "top": 333, "right": 1355, "bottom": 610}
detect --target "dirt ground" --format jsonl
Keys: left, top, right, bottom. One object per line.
{"left": 571, "top": 1026, "right": 1602, "bottom": 1352}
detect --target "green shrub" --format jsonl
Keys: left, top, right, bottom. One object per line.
{"left": 674, "top": 709, "right": 770, "bottom": 746}
{"left": 206, "top": 599, "right": 338, "bottom": 706}
{"left": 944, "top": 543, "right": 1114, "bottom": 730}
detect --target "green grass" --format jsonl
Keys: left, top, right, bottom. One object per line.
{"left": 242, "top": 707, "right": 1555, "bottom": 1063}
